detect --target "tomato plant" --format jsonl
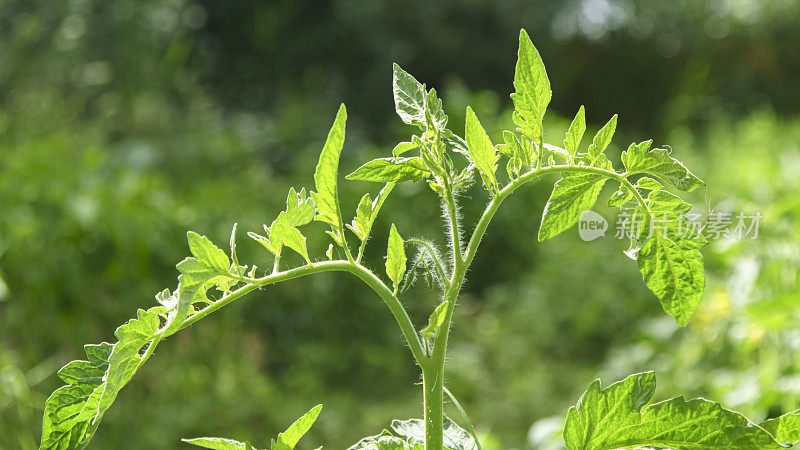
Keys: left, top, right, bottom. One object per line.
{"left": 39, "top": 30, "right": 800, "bottom": 450}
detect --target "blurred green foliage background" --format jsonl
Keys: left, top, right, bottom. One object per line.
{"left": 2, "top": 0, "right": 799, "bottom": 448}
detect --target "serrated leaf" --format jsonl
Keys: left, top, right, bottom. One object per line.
{"left": 539, "top": 172, "right": 608, "bottom": 241}
{"left": 465, "top": 107, "right": 499, "bottom": 195}
{"left": 426, "top": 88, "right": 448, "bottom": 131}
{"left": 347, "top": 183, "right": 394, "bottom": 243}
{"left": 544, "top": 143, "right": 573, "bottom": 167}
{"left": 275, "top": 404, "right": 323, "bottom": 449}
{"left": 41, "top": 309, "right": 162, "bottom": 449}
{"left": 311, "top": 104, "right": 347, "bottom": 238}
{"left": 421, "top": 301, "right": 449, "bottom": 338}
{"left": 276, "top": 187, "right": 316, "bottom": 228}
{"left": 564, "top": 372, "right": 786, "bottom": 450}
{"left": 511, "top": 29, "right": 551, "bottom": 143}
{"left": 393, "top": 63, "right": 426, "bottom": 129}
{"left": 248, "top": 231, "right": 279, "bottom": 256}
{"left": 177, "top": 257, "right": 220, "bottom": 287}
{"left": 497, "top": 131, "right": 535, "bottom": 175}
{"left": 347, "top": 157, "right": 431, "bottom": 183}
{"left": 270, "top": 223, "right": 310, "bottom": 263}
{"left": 386, "top": 224, "right": 406, "bottom": 292}
{"left": 182, "top": 437, "right": 254, "bottom": 450}
{"left": 635, "top": 176, "right": 663, "bottom": 190}
{"left": 187, "top": 231, "right": 230, "bottom": 273}
{"left": 347, "top": 194, "right": 373, "bottom": 241}
{"left": 390, "top": 418, "right": 477, "bottom": 450}
{"left": 348, "top": 430, "right": 419, "bottom": 450}
{"left": 564, "top": 105, "right": 586, "bottom": 157}
{"left": 441, "top": 129, "right": 469, "bottom": 156}
{"left": 586, "top": 114, "right": 617, "bottom": 166}
{"left": 638, "top": 233, "right": 705, "bottom": 326}
{"left": 761, "top": 410, "right": 800, "bottom": 445}
{"left": 608, "top": 188, "right": 634, "bottom": 207}
{"left": 634, "top": 190, "right": 706, "bottom": 326}
{"left": 621, "top": 140, "right": 705, "bottom": 191}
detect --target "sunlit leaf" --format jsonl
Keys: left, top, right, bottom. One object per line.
{"left": 761, "top": 410, "right": 800, "bottom": 445}
{"left": 275, "top": 404, "right": 323, "bottom": 448}
{"left": 563, "top": 105, "right": 586, "bottom": 157}
{"left": 346, "top": 157, "right": 431, "bottom": 183}
{"left": 539, "top": 172, "right": 608, "bottom": 241}
{"left": 276, "top": 187, "right": 316, "bottom": 228}
{"left": 465, "top": 107, "right": 499, "bottom": 195}
{"left": 420, "top": 301, "right": 449, "bottom": 339}
{"left": 182, "top": 437, "right": 255, "bottom": 450}
{"left": 311, "top": 104, "right": 347, "bottom": 245}
{"left": 386, "top": 224, "right": 406, "bottom": 292}
{"left": 632, "top": 190, "right": 706, "bottom": 326}
{"left": 564, "top": 372, "right": 787, "bottom": 450}
{"left": 270, "top": 223, "right": 310, "bottom": 263}
{"left": 187, "top": 231, "right": 230, "bottom": 273}
{"left": 511, "top": 29, "right": 551, "bottom": 143}
{"left": 586, "top": 114, "right": 617, "bottom": 166}
{"left": 393, "top": 63, "right": 426, "bottom": 129}
{"left": 621, "top": 140, "right": 705, "bottom": 191}
{"left": 41, "top": 309, "right": 162, "bottom": 449}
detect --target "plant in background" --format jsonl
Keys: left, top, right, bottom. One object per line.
{"left": 39, "top": 30, "right": 800, "bottom": 450}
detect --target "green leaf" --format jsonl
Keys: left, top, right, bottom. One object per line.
{"left": 497, "top": 131, "right": 535, "bottom": 176}
{"left": 187, "top": 231, "right": 230, "bottom": 273}
{"left": 608, "top": 188, "right": 634, "bottom": 207}
{"left": 275, "top": 187, "right": 316, "bottom": 228}
{"left": 464, "top": 107, "right": 499, "bottom": 195}
{"left": 564, "top": 372, "right": 786, "bottom": 450}
{"left": 586, "top": 114, "right": 617, "bottom": 166}
{"left": 634, "top": 190, "right": 706, "bottom": 326}
{"left": 311, "top": 104, "right": 347, "bottom": 244}
{"left": 248, "top": 231, "right": 279, "bottom": 256}
{"left": 390, "top": 418, "right": 477, "bottom": 450}
{"left": 621, "top": 140, "right": 705, "bottom": 191}
{"left": 392, "top": 63, "right": 426, "bottom": 129}
{"left": 563, "top": 105, "right": 586, "bottom": 157}
{"left": 348, "top": 430, "right": 420, "bottom": 450}
{"left": 275, "top": 404, "right": 323, "bottom": 449}
{"left": 348, "top": 193, "right": 374, "bottom": 241}
{"left": 420, "top": 301, "right": 449, "bottom": 338}
{"left": 346, "top": 157, "right": 431, "bottom": 183}
{"left": 538, "top": 172, "right": 608, "bottom": 241}
{"left": 761, "top": 410, "right": 800, "bottom": 445}
{"left": 270, "top": 223, "right": 310, "bottom": 263}
{"left": 229, "top": 223, "right": 243, "bottom": 276}
{"left": 177, "top": 256, "right": 221, "bottom": 287}
{"left": 386, "top": 224, "right": 406, "bottom": 292}
{"left": 511, "top": 29, "right": 551, "bottom": 143}
{"left": 347, "top": 183, "right": 395, "bottom": 243}
{"left": 182, "top": 437, "right": 255, "bottom": 450}
{"left": 634, "top": 176, "right": 663, "bottom": 190}
{"left": 392, "top": 141, "right": 418, "bottom": 157}
{"left": 41, "top": 309, "right": 162, "bottom": 449}
{"left": 426, "top": 88, "right": 448, "bottom": 131}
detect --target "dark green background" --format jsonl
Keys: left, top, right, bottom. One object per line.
{"left": 2, "top": 1, "right": 799, "bottom": 448}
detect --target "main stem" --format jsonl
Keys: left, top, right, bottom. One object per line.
{"left": 424, "top": 181, "right": 467, "bottom": 449}
{"left": 423, "top": 361, "right": 444, "bottom": 448}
